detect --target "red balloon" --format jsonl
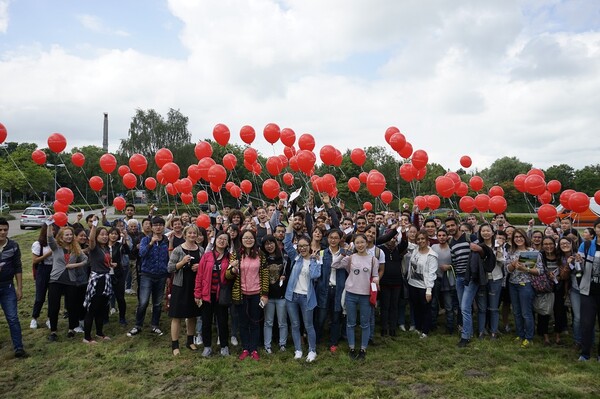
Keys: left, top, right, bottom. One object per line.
{"left": 264, "top": 157, "right": 281, "bottom": 176}
{"left": 297, "top": 150, "right": 316, "bottom": 174}
{"left": 0, "top": 122, "right": 6, "bottom": 144}
{"left": 524, "top": 174, "right": 546, "bottom": 196}
{"left": 252, "top": 162, "right": 262, "bottom": 176}
{"left": 568, "top": 192, "right": 590, "bottom": 213}
{"left": 195, "top": 140, "right": 213, "bottom": 161}
{"left": 99, "top": 154, "right": 117, "bottom": 174}
{"left": 225, "top": 181, "right": 235, "bottom": 192}
{"left": 514, "top": 174, "right": 527, "bottom": 193}
{"left": 547, "top": 180, "right": 561, "bottom": 194}
{"left": 243, "top": 147, "right": 258, "bottom": 164}
{"left": 196, "top": 190, "right": 208, "bottom": 204}
{"left": 240, "top": 125, "right": 256, "bottom": 145}
{"left": 459, "top": 196, "right": 475, "bottom": 213}
{"left": 445, "top": 172, "right": 461, "bottom": 188}
{"left": 53, "top": 212, "right": 68, "bottom": 227}
{"left": 161, "top": 162, "right": 180, "bottom": 184}
{"left": 47, "top": 133, "right": 67, "bottom": 153}
{"left": 129, "top": 154, "right": 148, "bottom": 175}
{"left": 595, "top": 190, "right": 600, "bottom": 206}
{"left": 348, "top": 177, "right": 361, "bottom": 193}
{"left": 527, "top": 168, "right": 545, "bottom": 179}
{"left": 489, "top": 196, "right": 507, "bottom": 214}
{"left": 89, "top": 176, "right": 104, "bottom": 192}
{"left": 32, "top": 149, "right": 47, "bottom": 165}
{"left": 280, "top": 128, "right": 296, "bottom": 147}
{"left": 283, "top": 145, "right": 296, "bottom": 159}
{"left": 144, "top": 177, "right": 157, "bottom": 190}
{"left": 278, "top": 191, "right": 288, "bottom": 200}
{"left": 538, "top": 190, "right": 552, "bottom": 205}
{"left": 538, "top": 204, "right": 558, "bottom": 224}
{"left": 155, "top": 148, "right": 173, "bottom": 168}
{"left": 411, "top": 150, "right": 428, "bottom": 170}
{"left": 488, "top": 185, "right": 504, "bottom": 197}
{"left": 53, "top": 200, "right": 68, "bottom": 213}
{"left": 207, "top": 164, "right": 227, "bottom": 187}
{"left": 474, "top": 194, "right": 490, "bottom": 212}
{"left": 350, "top": 148, "right": 366, "bottom": 167}
{"left": 240, "top": 180, "right": 252, "bottom": 194}
{"left": 118, "top": 165, "right": 130, "bottom": 177}
{"left": 187, "top": 165, "right": 201, "bottom": 182}
{"left": 319, "top": 145, "right": 337, "bottom": 166}
{"left": 469, "top": 176, "right": 484, "bottom": 192}
{"left": 71, "top": 152, "right": 85, "bottom": 167}
{"left": 399, "top": 163, "right": 416, "bottom": 182}
{"left": 398, "top": 142, "right": 413, "bottom": 159}
{"left": 357, "top": 172, "right": 367, "bottom": 184}
{"left": 460, "top": 156, "right": 472, "bottom": 168}
{"left": 298, "top": 134, "right": 315, "bottom": 151}
{"left": 213, "top": 123, "right": 230, "bottom": 147}
{"left": 222, "top": 153, "right": 237, "bottom": 171}
{"left": 283, "top": 172, "right": 294, "bottom": 186}
{"left": 415, "top": 167, "right": 427, "bottom": 181}
{"left": 262, "top": 179, "right": 280, "bottom": 199}
{"left": 436, "top": 176, "right": 455, "bottom": 198}
{"left": 321, "top": 174, "right": 336, "bottom": 195}
{"left": 230, "top": 185, "right": 242, "bottom": 199}
{"left": 198, "top": 158, "right": 216, "bottom": 182}
{"left": 455, "top": 182, "right": 469, "bottom": 197}
{"left": 156, "top": 170, "right": 167, "bottom": 185}
{"left": 559, "top": 189, "right": 576, "bottom": 208}
{"left": 388, "top": 133, "right": 406, "bottom": 152}
{"left": 363, "top": 202, "right": 373, "bottom": 211}
{"left": 427, "top": 195, "right": 441, "bottom": 210}
{"left": 288, "top": 156, "right": 299, "bottom": 172}
{"left": 414, "top": 196, "right": 427, "bottom": 210}
{"left": 278, "top": 154, "right": 288, "bottom": 169}
{"left": 196, "top": 214, "right": 211, "bottom": 229}
{"left": 210, "top": 183, "right": 221, "bottom": 193}
{"left": 113, "top": 197, "right": 126, "bottom": 211}
{"left": 384, "top": 126, "right": 399, "bottom": 144}
{"left": 166, "top": 183, "right": 178, "bottom": 196}
{"left": 180, "top": 192, "right": 193, "bottom": 205}
{"left": 263, "top": 123, "right": 281, "bottom": 144}
{"left": 366, "top": 171, "right": 386, "bottom": 197}
{"left": 177, "top": 177, "right": 193, "bottom": 194}
{"left": 56, "top": 187, "right": 74, "bottom": 205}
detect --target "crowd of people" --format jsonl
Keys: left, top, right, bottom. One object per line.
{"left": 1, "top": 193, "right": 599, "bottom": 363}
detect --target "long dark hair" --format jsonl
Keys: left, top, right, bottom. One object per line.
{"left": 240, "top": 229, "right": 259, "bottom": 259}
{"left": 261, "top": 234, "right": 282, "bottom": 260}
{"left": 477, "top": 223, "right": 495, "bottom": 245}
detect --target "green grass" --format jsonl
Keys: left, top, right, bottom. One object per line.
{"left": 1, "top": 231, "right": 599, "bottom": 398}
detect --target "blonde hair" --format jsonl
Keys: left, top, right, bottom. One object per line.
{"left": 56, "top": 226, "right": 83, "bottom": 256}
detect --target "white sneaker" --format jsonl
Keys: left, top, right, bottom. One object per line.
{"left": 294, "top": 350, "right": 303, "bottom": 360}
{"left": 419, "top": 333, "right": 428, "bottom": 339}
{"left": 110, "top": 308, "right": 116, "bottom": 315}
{"left": 125, "top": 289, "right": 134, "bottom": 295}
{"left": 194, "top": 334, "right": 203, "bottom": 346}
{"left": 399, "top": 325, "right": 407, "bottom": 332}
{"left": 409, "top": 325, "right": 416, "bottom": 332}
{"left": 306, "top": 351, "right": 317, "bottom": 363}
{"left": 46, "top": 319, "right": 51, "bottom": 329}
{"left": 220, "top": 347, "right": 230, "bottom": 356}
{"left": 30, "top": 319, "right": 38, "bottom": 329}
{"left": 74, "top": 327, "right": 84, "bottom": 333}
{"left": 230, "top": 336, "right": 239, "bottom": 346}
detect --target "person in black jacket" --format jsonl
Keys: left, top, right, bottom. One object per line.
{"left": 379, "top": 234, "right": 408, "bottom": 337}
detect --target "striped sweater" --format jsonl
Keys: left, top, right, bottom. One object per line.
{"left": 226, "top": 250, "right": 269, "bottom": 304}
{"left": 450, "top": 233, "right": 470, "bottom": 276}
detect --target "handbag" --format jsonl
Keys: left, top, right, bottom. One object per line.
{"left": 369, "top": 257, "right": 378, "bottom": 307}
{"left": 533, "top": 292, "right": 554, "bottom": 316}
{"left": 531, "top": 269, "right": 555, "bottom": 293}
{"left": 218, "top": 280, "right": 232, "bottom": 306}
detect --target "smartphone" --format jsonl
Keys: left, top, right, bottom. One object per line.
{"left": 259, "top": 299, "right": 265, "bottom": 309}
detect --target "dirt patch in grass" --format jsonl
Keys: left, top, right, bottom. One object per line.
{"left": 411, "top": 382, "right": 434, "bottom": 397}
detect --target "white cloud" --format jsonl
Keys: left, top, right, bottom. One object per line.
{"left": 0, "top": 0, "right": 9, "bottom": 33}
{"left": 0, "top": 0, "right": 599, "bottom": 181}
{"left": 76, "top": 14, "right": 130, "bottom": 37}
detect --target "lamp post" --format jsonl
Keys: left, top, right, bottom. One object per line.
{"left": 46, "top": 163, "right": 66, "bottom": 201}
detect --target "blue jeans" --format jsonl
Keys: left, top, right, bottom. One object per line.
{"left": 570, "top": 287, "right": 582, "bottom": 344}
{"left": 135, "top": 274, "right": 167, "bottom": 328}
{"left": 455, "top": 275, "right": 466, "bottom": 327}
{"left": 286, "top": 293, "right": 316, "bottom": 352}
{"left": 442, "top": 289, "right": 459, "bottom": 333}
{"left": 461, "top": 280, "right": 480, "bottom": 339}
{"left": 345, "top": 292, "right": 371, "bottom": 350}
{"left": 478, "top": 279, "right": 502, "bottom": 335}
{"left": 509, "top": 282, "right": 535, "bottom": 340}
{"left": 0, "top": 282, "right": 23, "bottom": 351}
{"left": 32, "top": 264, "right": 51, "bottom": 319}
{"left": 264, "top": 298, "right": 288, "bottom": 348}
{"left": 236, "top": 294, "right": 261, "bottom": 352}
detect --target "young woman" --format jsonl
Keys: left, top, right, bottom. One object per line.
{"left": 107, "top": 227, "right": 130, "bottom": 325}
{"left": 227, "top": 224, "right": 242, "bottom": 254}
{"left": 30, "top": 224, "right": 55, "bottom": 330}
{"left": 432, "top": 228, "right": 456, "bottom": 335}
{"left": 46, "top": 224, "right": 88, "bottom": 341}
{"left": 228, "top": 229, "right": 269, "bottom": 361}
{"left": 168, "top": 225, "right": 203, "bottom": 355}
{"left": 407, "top": 230, "right": 438, "bottom": 340}
{"left": 478, "top": 224, "right": 504, "bottom": 340}
{"left": 262, "top": 234, "right": 289, "bottom": 353}
{"left": 195, "top": 231, "right": 231, "bottom": 357}
{"left": 332, "top": 234, "right": 379, "bottom": 360}
{"left": 562, "top": 236, "right": 583, "bottom": 349}
{"left": 83, "top": 217, "right": 115, "bottom": 343}
{"left": 310, "top": 227, "right": 325, "bottom": 253}
{"left": 229, "top": 209, "right": 244, "bottom": 227}
{"left": 284, "top": 220, "right": 321, "bottom": 363}
{"left": 530, "top": 230, "right": 544, "bottom": 251}
{"left": 505, "top": 228, "right": 539, "bottom": 348}
{"left": 400, "top": 224, "right": 418, "bottom": 332}
{"left": 582, "top": 228, "right": 595, "bottom": 243}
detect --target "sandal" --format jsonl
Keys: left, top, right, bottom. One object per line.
{"left": 186, "top": 335, "right": 198, "bottom": 351}
{"left": 173, "top": 348, "right": 181, "bottom": 356}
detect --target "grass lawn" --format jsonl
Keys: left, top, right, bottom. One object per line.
{"left": 0, "top": 231, "right": 599, "bottom": 399}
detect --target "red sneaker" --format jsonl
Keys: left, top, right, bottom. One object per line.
{"left": 251, "top": 350, "right": 260, "bottom": 361}
{"left": 239, "top": 350, "right": 250, "bottom": 360}
{"left": 329, "top": 345, "right": 338, "bottom": 353}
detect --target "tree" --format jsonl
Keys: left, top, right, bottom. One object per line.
{"left": 0, "top": 143, "right": 53, "bottom": 202}
{"left": 480, "top": 156, "right": 531, "bottom": 185}
{"left": 544, "top": 164, "right": 575, "bottom": 189}
{"left": 574, "top": 164, "right": 600, "bottom": 194}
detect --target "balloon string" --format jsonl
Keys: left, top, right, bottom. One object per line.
{"left": 57, "top": 154, "right": 95, "bottom": 210}
{"left": 2, "top": 147, "right": 43, "bottom": 202}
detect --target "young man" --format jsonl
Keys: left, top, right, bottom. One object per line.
{"left": 127, "top": 216, "right": 170, "bottom": 337}
{"left": 0, "top": 218, "right": 26, "bottom": 357}
{"left": 444, "top": 217, "right": 470, "bottom": 339}
{"left": 466, "top": 214, "right": 480, "bottom": 234}
{"left": 423, "top": 219, "right": 439, "bottom": 246}
{"left": 431, "top": 229, "right": 456, "bottom": 334}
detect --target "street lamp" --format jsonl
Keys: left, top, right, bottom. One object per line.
{"left": 46, "top": 163, "right": 66, "bottom": 201}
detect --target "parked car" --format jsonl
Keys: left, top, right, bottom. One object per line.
{"left": 20, "top": 206, "right": 53, "bottom": 229}
{"left": 0, "top": 204, "right": 9, "bottom": 214}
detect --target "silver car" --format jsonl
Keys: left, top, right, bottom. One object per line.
{"left": 20, "top": 206, "right": 53, "bottom": 229}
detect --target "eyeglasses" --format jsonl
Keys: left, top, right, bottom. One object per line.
{"left": 242, "top": 237, "right": 255, "bottom": 241}
{"left": 297, "top": 244, "right": 309, "bottom": 249}
{"left": 559, "top": 242, "right": 572, "bottom": 246}
{"left": 514, "top": 236, "right": 525, "bottom": 240}
{"left": 216, "top": 237, "right": 228, "bottom": 242}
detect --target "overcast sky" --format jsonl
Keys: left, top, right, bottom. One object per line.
{"left": 1, "top": 0, "right": 599, "bottom": 171}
